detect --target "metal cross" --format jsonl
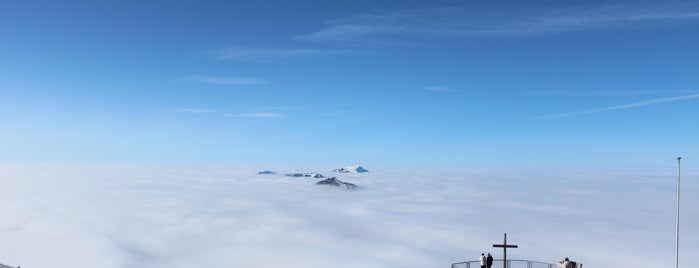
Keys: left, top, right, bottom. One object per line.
{"left": 493, "top": 233, "right": 518, "bottom": 268}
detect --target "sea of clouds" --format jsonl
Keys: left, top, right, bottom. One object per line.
{"left": 0, "top": 163, "right": 696, "bottom": 268}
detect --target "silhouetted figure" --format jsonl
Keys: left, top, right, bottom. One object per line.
{"left": 559, "top": 257, "right": 576, "bottom": 268}
{"left": 486, "top": 253, "right": 493, "bottom": 268}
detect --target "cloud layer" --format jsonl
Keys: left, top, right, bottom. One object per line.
{"left": 0, "top": 163, "right": 696, "bottom": 268}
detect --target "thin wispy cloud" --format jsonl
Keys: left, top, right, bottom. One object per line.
{"left": 216, "top": 47, "right": 358, "bottom": 61}
{"left": 314, "top": 111, "right": 351, "bottom": 116}
{"left": 528, "top": 89, "right": 699, "bottom": 97}
{"left": 422, "top": 108, "right": 470, "bottom": 112}
{"left": 244, "top": 106, "right": 308, "bottom": 111}
{"left": 423, "top": 85, "right": 452, "bottom": 92}
{"left": 170, "top": 109, "right": 285, "bottom": 120}
{"left": 537, "top": 93, "right": 699, "bottom": 119}
{"left": 171, "top": 108, "right": 217, "bottom": 113}
{"left": 297, "top": 2, "right": 699, "bottom": 43}
{"left": 179, "top": 75, "right": 268, "bottom": 85}
{"left": 223, "top": 113, "right": 284, "bottom": 118}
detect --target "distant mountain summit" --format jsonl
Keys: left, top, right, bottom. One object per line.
{"left": 333, "top": 165, "right": 369, "bottom": 173}
{"left": 285, "top": 172, "right": 324, "bottom": 178}
{"left": 258, "top": 170, "right": 277, "bottom": 175}
{"left": 316, "top": 177, "right": 358, "bottom": 190}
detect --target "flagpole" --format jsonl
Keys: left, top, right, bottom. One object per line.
{"left": 674, "top": 157, "right": 681, "bottom": 268}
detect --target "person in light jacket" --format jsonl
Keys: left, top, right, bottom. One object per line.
{"left": 480, "top": 253, "right": 486, "bottom": 268}
{"left": 559, "top": 258, "right": 576, "bottom": 268}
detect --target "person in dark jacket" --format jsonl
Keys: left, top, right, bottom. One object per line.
{"left": 486, "top": 253, "right": 494, "bottom": 268}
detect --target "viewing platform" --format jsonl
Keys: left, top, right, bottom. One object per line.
{"left": 452, "top": 259, "right": 582, "bottom": 268}
{"left": 452, "top": 259, "right": 555, "bottom": 268}
{"left": 454, "top": 233, "right": 582, "bottom": 268}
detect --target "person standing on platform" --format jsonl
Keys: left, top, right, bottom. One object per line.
{"left": 486, "top": 253, "right": 493, "bottom": 268}
{"left": 480, "top": 253, "right": 486, "bottom": 268}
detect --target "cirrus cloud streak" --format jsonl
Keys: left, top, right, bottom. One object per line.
{"left": 223, "top": 113, "right": 284, "bottom": 118}
{"left": 537, "top": 93, "right": 699, "bottom": 119}
{"left": 297, "top": 3, "right": 699, "bottom": 43}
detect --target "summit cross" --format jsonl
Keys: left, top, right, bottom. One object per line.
{"left": 493, "top": 233, "right": 518, "bottom": 268}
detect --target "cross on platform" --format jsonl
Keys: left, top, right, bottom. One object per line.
{"left": 493, "top": 233, "right": 518, "bottom": 268}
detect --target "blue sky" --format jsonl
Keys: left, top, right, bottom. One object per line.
{"left": 1, "top": 0, "right": 698, "bottom": 167}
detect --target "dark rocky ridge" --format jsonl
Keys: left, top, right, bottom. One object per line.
{"left": 315, "top": 177, "right": 358, "bottom": 190}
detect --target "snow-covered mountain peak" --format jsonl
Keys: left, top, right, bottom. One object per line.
{"left": 333, "top": 165, "right": 369, "bottom": 173}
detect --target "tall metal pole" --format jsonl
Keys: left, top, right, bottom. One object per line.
{"left": 674, "top": 157, "right": 681, "bottom": 268}
{"left": 503, "top": 233, "right": 507, "bottom": 268}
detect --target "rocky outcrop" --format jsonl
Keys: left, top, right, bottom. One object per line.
{"left": 315, "top": 177, "right": 358, "bottom": 190}
{"left": 285, "top": 173, "right": 324, "bottom": 178}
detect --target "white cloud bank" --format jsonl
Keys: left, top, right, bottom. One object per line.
{"left": 0, "top": 163, "right": 696, "bottom": 268}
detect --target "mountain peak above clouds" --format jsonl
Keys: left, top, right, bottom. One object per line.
{"left": 285, "top": 172, "right": 324, "bottom": 178}
{"left": 333, "top": 165, "right": 369, "bottom": 173}
{"left": 315, "top": 177, "right": 358, "bottom": 190}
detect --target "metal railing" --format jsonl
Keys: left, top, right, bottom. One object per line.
{"left": 452, "top": 259, "right": 557, "bottom": 268}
